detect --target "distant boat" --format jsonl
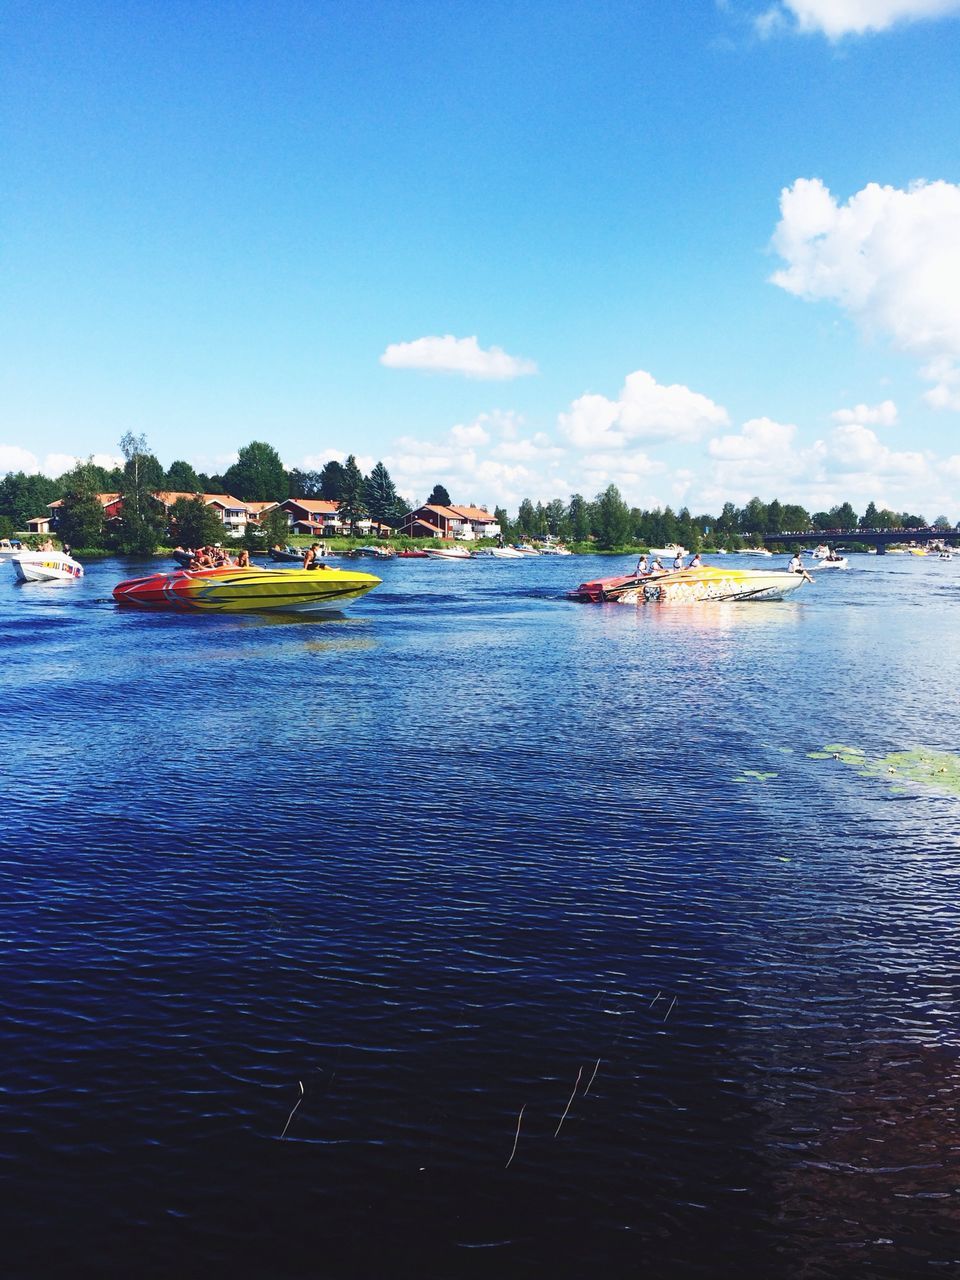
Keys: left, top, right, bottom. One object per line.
{"left": 648, "top": 544, "right": 686, "bottom": 558}
{"left": 489, "top": 546, "right": 526, "bottom": 558}
{"left": 347, "top": 545, "right": 395, "bottom": 559}
{"left": 11, "top": 550, "right": 84, "bottom": 582}
{"left": 423, "top": 545, "right": 472, "bottom": 560}
{"left": 269, "top": 546, "right": 307, "bottom": 562}
{"left": 0, "top": 538, "right": 26, "bottom": 560}
{"left": 740, "top": 547, "right": 773, "bottom": 557}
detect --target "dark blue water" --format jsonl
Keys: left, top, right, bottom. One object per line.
{"left": 3, "top": 553, "right": 959, "bottom": 1278}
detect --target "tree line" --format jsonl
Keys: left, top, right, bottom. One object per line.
{"left": 2, "top": 433, "right": 955, "bottom": 551}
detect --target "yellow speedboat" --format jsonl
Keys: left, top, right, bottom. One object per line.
{"left": 113, "top": 564, "right": 381, "bottom": 612}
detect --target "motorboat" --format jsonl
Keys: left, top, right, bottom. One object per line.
{"left": 488, "top": 546, "right": 526, "bottom": 558}
{"left": 938, "top": 552, "right": 953, "bottom": 560}
{"left": 11, "top": 550, "right": 84, "bottom": 582}
{"left": 512, "top": 544, "right": 540, "bottom": 555}
{"left": 423, "top": 546, "right": 472, "bottom": 560}
{"left": 648, "top": 544, "right": 686, "bottom": 558}
{"left": 740, "top": 547, "right": 773, "bottom": 556}
{"left": 0, "top": 538, "right": 26, "bottom": 560}
{"left": 568, "top": 564, "right": 808, "bottom": 604}
{"left": 112, "top": 564, "right": 380, "bottom": 612}
{"left": 396, "top": 549, "right": 429, "bottom": 558}
{"left": 909, "top": 547, "right": 928, "bottom": 557}
{"left": 269, "top": 545, "right": 307, "bottom": 562}
{"left": 814, "top": 554, "right": 848, "bottom": 569}
{"left": 812, "top": 544, "right": 831, "bottom": 559}
{"left": 537, "top": 544, "right": 572, "bottom": 555}
{"left": 347, "top": 545, "right": 395, "bottom": 559}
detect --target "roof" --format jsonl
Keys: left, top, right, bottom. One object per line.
{"left": 48, "top": 492, "right": 121, "bottom": 510}
{"left": 283, "top": 497, "right": 340, "bottom": 515}
{"left": 451, "top": 504, "right": 496, "bottom": 522}
{"left": 245, "top": 500, "right": 279, "bottom": 513}
{"left": 405, "top": 517, "right": 444, "bottom": 535}
{"left": 202, "top": 493, "right": 247, "bottom": 510}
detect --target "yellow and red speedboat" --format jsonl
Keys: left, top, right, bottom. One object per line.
{"left": 113, "top": 564, "right": 381, "bottom": 613}
{"left": 569, "top": 564, "right": 808, "bottom": 604}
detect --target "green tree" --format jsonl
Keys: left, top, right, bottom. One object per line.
{"left": 337, "top": 454, "right": 367, "bottom": 534}
{"left": 781, "top": 503, "right": 810, "bottom": 531}
{"left": 860, "top": 501, "right": 879, "bottom": 529}
{"left": 259, "top": 507, "right": 291, "bottom": 548}
{"left": 364, "top": 461, "right": 400, "bottom": 526}
{"left": 169, "top": 497, "right": 224, "bottom": 548}
{"left": 427, "top": 483, "right": 452, "bottom": 507}
{"left": 165, "top": 459, "right": 201, "bottom": 492}
{"left": 766, "top": 498, "right": 783, "bottom": 533}
{"left": 544, "top": 498, "right": 569, "bottom": 539}
{"left": 494, "top": 505, "right": 512, "bottom": 541}
{"left": 740, "top": 496, "right": 769, "bottom": 534}
{"left": 594, "top": 484, "right": 631, "bottom": 549}
{"left": 287, "top": 468, "right": 323, "bottom": 499}
{"left": 829, "top": 502, "right": 858, "bottom": 530}
{"left": 319, "top": 460, "right": 345, "bottom": 500}
{"left": 566, "top": 494, "right": 592, "bottom": 542}
{"left": 0, "top": 470, "right": 61, "bottom": 530}
{"left": 516, "top": 498, "right": 537, "bottom": 537}
{"left": 223, "top": 441, "right": 286, "bottom": 502}
{"left": 57, "top": 461, "right": 108, "bottom": 549}
{"left": 932, "top": 514, "right": 951, "bottom": 529}
{"left": 117, "top": 431, "right": 164, "bottom": 554}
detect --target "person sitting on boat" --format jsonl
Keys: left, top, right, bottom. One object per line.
{"left": 303, "top": 543, "right": 330, "bottom": 571}
{"left": 688, "top": 553, "right": 702, "bottom": 569}
{"left": 236, "top": 548, "right": 250, "bottom": 567}
{"left": 651, "top": 557, "right": 666, "bottom": 574}
{"left": 635, "top": 554, "right": 649, "bottom": 576}
{"left": 788, "top": 552, "right": 803, "bottom": 573}
{"left": 673, "top": 552, "right": 685, "bottom": 571}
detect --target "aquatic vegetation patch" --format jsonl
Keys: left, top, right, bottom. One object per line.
{"left": 732, "top": 769, "right": 778, "bottom": 784}
{"left": 811, "top": 744, "right": 960, "bottom": 797}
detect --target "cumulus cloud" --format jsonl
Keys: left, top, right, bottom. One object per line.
{"left": 831, "top": 399, "right": 898, "bottom": 426}
{"left": 770, "top": 177, "right": 960, "bottom": 404}
{"left": 0, "top": 446, "right": 122, "bottom": 478}
{"left": 709, "top": 416, "right": 797, "bottom": 461}
{"left": 380, "top": 334, "right": 538, "bottom": 380}
{"left": 757, "top": 1, "right": 960, "bottom": 38}
{"left": 559, "top": 370, "right": 729, "bottom": 450}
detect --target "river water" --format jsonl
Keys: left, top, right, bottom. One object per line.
{"left": 2, "top": 552, "right": 958, "bottom": 1278}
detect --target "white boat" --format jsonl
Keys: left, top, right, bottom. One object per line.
{"left": 536, "top": 544, "right": 572, "bottom": 556}
{"left": 812, "top": 545, "right": 832, "bottom": 559}
{"left": 648, "top": 544, "right": 686, "bottom": 558}
{"left": 12, "top": 550, "right": 84, "bottom": 582}
{"left": 513, "top": 544, "right": 540, "bottom": 555}
{"left": 939, "top": 552, "right": 953, "bottom": 560}
{"left": 814, "top": 555, "right": 848, "bottom": 569}
{"left": 423, "top": 545, "right": 472, "bottom": 560}
{"left": 740, "top": 547, "right": 773, "bottom": 557}
{"left": 0, "top": 538, "right": 26, "bottom": 560}
{"left": 487, "top": 546, "right": 525, "bottom": 558}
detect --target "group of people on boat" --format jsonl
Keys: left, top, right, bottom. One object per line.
{"left": 185, "top": 545, "right": 251, "bottom": 570}
{"left": 633, "top": 552, "right": 702, "bottom": 576}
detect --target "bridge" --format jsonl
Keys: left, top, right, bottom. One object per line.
{"left": 757, "top": 528, "right": 956, "bottom": 555}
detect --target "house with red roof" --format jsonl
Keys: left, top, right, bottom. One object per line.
{"left": 399, "top": 503, "right": 501, "bottom": 541}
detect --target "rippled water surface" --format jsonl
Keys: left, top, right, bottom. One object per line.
{"left": 2, "top": 553, "right": 959, "bottom": 1278}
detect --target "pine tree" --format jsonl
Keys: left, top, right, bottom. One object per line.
{"left": 337, "top": 455, "right": 367, "bottom": 534}
{"left": 364, "top": 461, "right": 399, "bottom": 526}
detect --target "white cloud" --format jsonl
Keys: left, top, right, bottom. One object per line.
{"left": 771, "top": 178, "right": 960, "bottom": 404}
{"left": 709, "top": 416, "right": 797, "bottom": 461}
{"left": 559, "top": 369, "right": 729, "bottom": 449}
{"left": 450, "top": 421, "right": 491, "bottom": 448}
{"left": 0, "top": 447, "right": 122, "bottom": 478}
{"left": 831, "top": 399, "right": 898, "bottom": 426}
{"left": 824, "top": 423, "right": 929, "bottom": 479}
{"left": 379, "top": 334, "right": 538, "bottom": 380}
{"left": 757, "top": 1, "right": 960, "bottom": 38}
{"left": 0, "top": 445, "right": 41, "bottom": 474}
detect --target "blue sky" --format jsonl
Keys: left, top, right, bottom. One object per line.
{"left": 4, "top": 0, "right": 960, "bottom": 516}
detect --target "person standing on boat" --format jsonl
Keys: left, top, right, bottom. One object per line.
{"left": 635, "top": 554, "right": 649, "bottom": 576}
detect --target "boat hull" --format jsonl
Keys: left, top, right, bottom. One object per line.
{"left": 113, "top": 565, "right": 380, "bottom": 612}
{"left": 12, "top": 552, "right": 84, "bottom": 582}
{"left": 569, "top": 565, "right": 807, "bottom": 604}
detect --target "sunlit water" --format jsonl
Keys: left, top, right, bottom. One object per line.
{"left": 2, "top": 552, "right": 958, "bottom": 1278}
